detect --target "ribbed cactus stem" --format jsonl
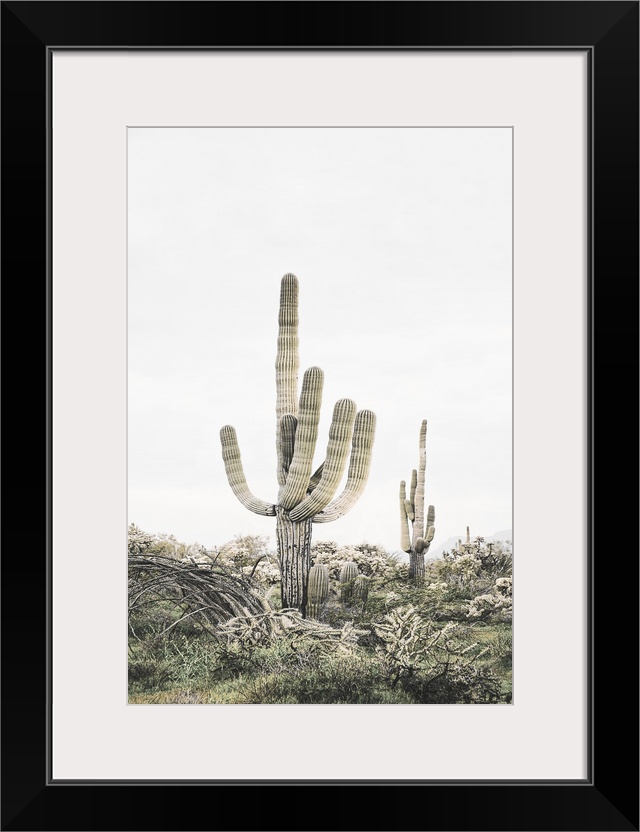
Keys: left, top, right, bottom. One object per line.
{"left": 275, "top": 274, "right": 300, "bottom": 485}
{"left": 279, "top": 367, "right": 324, "bottom": 509}
{"left": 352, "top": 575, "right": 369, "bottom": 608}
{"left": 399, "top": 481, "right": 411, "bottom": 553}
{"left": 307, "top": 462, "right": 324, "bottom": 493}
{"left": 410, "top": 551, "right": 426, "bottom": 582}
{"left": 412, "top": 420, "right": 427, "bottom": 544}
{"left": 289, "top": 398, "right": 356, "bottom": 521}
{"left": 340, "top": 561, "right": 359, "bottom": 603}
{"left": 425, "top": 504, "right": 436, "bottom": 545}
{"left": 277, "top": 414, "right": 297, "bottom": 491}
{"left": 276, "top": 507, "right": 312, "bottom": 615}
{"left": 307, "top": 564, "right": 330, "bottom": 619}
{"left": 220, "top": 426, "right": 275, "bottom": 516}
{"left": 400, "top": 420, "right": 436, "bottom": 581}
{"left": 340, "top": 562, "right": 359, "bottom": 583}
{"left": 276, "top": 275, "right": 299, "bottom": 420}
{"left": 313, "top": 410, "right": 376, "bottom": 523}
{"left": 409, "top": 469, "right": 417, "bottom": 514}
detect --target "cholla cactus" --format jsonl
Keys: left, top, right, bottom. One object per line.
{"left": 399, "top": 420, "right": 436, "bottom": 581}
{"left": 307, "top": 564, "right": 330, "bottom": 619}
{"left": 220, "top": 274, "right": 376, "bottom": 617}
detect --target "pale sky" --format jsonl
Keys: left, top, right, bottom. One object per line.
{"left": 128, "top": 127, "right": 512, "bottom": 554}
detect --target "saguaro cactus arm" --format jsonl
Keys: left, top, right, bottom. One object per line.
{"left": 289, "top": 398, "right": 357, "bottom": 522}
{"left": 313, "top": 409, "right": 376, "bottom": 523}
{"left": 409, "top": 469, "right": 417, "bottom": 517}
{"left": 399, "top": 480, "right": 411, "bottom": 553}
{"left": 275, "top": 274, "right": 300, "bottom": 485}
{"left": 220, "top": 426, "right": 276, "bottom": 516}
{"left": 306, "top": 462, "right": 325, "bottom": 493}
{"left": 277, "top": 414, "right": 297, "bottom": 485}
{"left": 425, "top": 504, "right": 436, "bottom": 545}
{"left": 279, "top": 366, "right": 324, "bottom": 509}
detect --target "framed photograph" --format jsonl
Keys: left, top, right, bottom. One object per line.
{"left": 2, "top": 2, "right": 637, "bottom": 830}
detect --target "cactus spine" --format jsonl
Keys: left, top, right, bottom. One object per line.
{"left": 339, "top": 561, "right": 359, "bottom": 603}
{"left": 307, "top": 564, "right": 330, "bottom": 619}
{"left": 399, "top": 420, "right": 436, "bottom": 581}
{"left": 220, "top": 274, "right": 376, "bottom": 616}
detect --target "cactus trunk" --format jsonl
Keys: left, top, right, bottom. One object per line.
{"left": 409, "top": 552, "right": 426, "bottom": 581}
{"left": 276, "top": 507, "right": 313, "bottom": 617}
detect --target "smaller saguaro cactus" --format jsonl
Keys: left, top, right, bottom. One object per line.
{"left": 400, "top": 419, "right": 436, "bottom": 581}
{"left": 339, "top": 562, "right": 359, "bottom": 603}
{"left": 457, "top": 527, "right": 471, "bottom": 553}
{"left": 352, "top": 574, "right": 370, "bottom": 609}
{"left": 307, "top": 564, "right": 330, "bottom": 619}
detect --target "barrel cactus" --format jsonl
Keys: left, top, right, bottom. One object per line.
{"left": 220, "top": 274, "right": 376, "bottom": 617}
{"left": 399, "top": 419, "right": 436, "bottom": 581}
{"left": 307, "top": 564, "right": 330, "bottom": 619}
{"left": 339, "top": 561, "right": 359, "bottom": 603}
{"left": 352, "top": 574, "right": 370, "bottom": 608}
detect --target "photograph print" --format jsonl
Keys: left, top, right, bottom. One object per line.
{"left": 127, "top": 126, "right": 513, "bottom": 704}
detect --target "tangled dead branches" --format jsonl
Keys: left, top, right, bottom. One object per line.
{"left": 128, "top": 554, "right": 269, "bottom": 641}
{"left": 220, "top": 607, "right": 368, "bottom": 647}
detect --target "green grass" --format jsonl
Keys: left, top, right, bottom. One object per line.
{"left": 128, "top": 624, "right": 512, "bottom": 705}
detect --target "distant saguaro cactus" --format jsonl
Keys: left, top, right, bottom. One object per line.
{"left": 307, "top": 564, "right": 330, "bottom": 619}
{"left": 220, "top": 274, "right": 376, "bottom": 617}
{"left": 399, "top": 420, "right": 436, "bottom": 581}
{"left": 457, "top": 526, "right": 471, "bottom": 553}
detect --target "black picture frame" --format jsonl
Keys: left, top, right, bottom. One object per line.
{"left": 2, "top": 2, "right": 638, "bottom": 830}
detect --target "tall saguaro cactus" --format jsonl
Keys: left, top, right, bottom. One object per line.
{"left": 220, "top": 274, "right": 376, "bottom": 617}
{"left": 399, "top": 420, "right": 436, "bottom": 581}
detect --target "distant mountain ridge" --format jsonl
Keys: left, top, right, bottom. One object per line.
{"left": 427, "top": 529, "right": 513, "bottom": 561}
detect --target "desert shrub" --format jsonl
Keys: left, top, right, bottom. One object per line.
{"left": 405, "top": 661, "right": 505, "bottom": 704}
{"left": 372, "top": 605, "right": 502, "bottom": 702}
{"left": 310, "top": 541, "right": 403, "bottom": 584}
{"left": 375, "top": 607, "right": 479, "bottom": 682}
{"left": 467, "top": 577, "right": 512, "bottom": 622}
{"left": 212, "top": 534, "right": 283, "bottom": 590}
{"left": 428, "top": 537, "right": 513, "bottom": 600}
{"left": 487, "top": 625, "right": 512, "bottom": 658}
